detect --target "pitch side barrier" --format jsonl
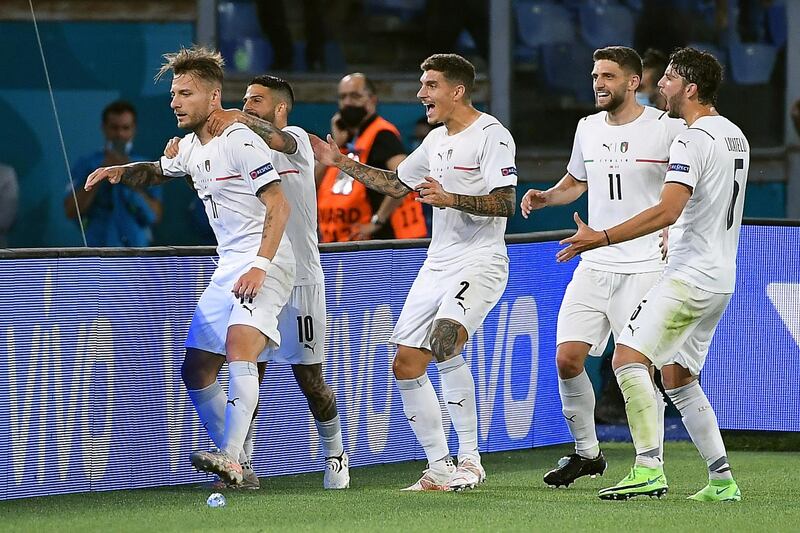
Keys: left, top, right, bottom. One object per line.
{"left": 0, "top": 222, "right": 796, "bottom": 499}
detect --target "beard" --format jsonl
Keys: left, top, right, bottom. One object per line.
{"left": 666, "top": 94, "right": 683, "bottom": 119}
{"left": 596, "top": 88, "right": 625, "bottom": 112}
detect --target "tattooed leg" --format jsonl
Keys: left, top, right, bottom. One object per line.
{"left": 429, "top": 318, "right": 469, "bottom": 363}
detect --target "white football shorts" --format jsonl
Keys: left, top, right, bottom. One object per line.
{"left": 557, "top": 263, "right": 663, "bottom": 355}
{"left": 185, "top": 248, "right": 295, "bottom": 356}
{"left": 258, "top": 283, "right": 326, "bottom": 365}
{"left": 390, "top": 255, "right": 509, "bottom": 350}
{"left": 616, "top": 274, "right": 732, "bottom": 375}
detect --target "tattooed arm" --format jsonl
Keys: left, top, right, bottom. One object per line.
{"left": 84, "top": 161, "right": 173, "bottom": 191}
{"left": 207, "top": 109, "right": 298, "bottom": 154}
{"left": 416, "top": 177, "right": 517, "bottom": 218}
{"left": 309, "top": 133, "right": 411, "bottom": 198}
{"left": 231, "top": 181, "right": 291, "bottom": 300}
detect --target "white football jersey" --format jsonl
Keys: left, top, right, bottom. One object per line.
{"left": 663, "top": 115, "right": 750, "bottom": 293}
{"left": 397, "top": 113, "right": 517, "bottom": 266}
{"left": 567, "top": 106, "right": 686, "bottom": 273}
{"left": 160, "top": 124, "right": 292, "bottom": 267}
{"left": 271, "top": 126, "right": 324, "bottom": 286}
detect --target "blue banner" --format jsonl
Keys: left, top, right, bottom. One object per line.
{"left": 0, "top": 225, "right": 797, "bottom": 500}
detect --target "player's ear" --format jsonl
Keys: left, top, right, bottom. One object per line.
{"left": 453, "top": 84, "right": 465, "bottom": 102}
{"left": 630, "top": 74, "right": 641, "bottom": 92}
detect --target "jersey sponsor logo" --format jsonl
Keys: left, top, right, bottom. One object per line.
{"left": 249, "top": 162, "right": 275, "bottom": 179}
{"left": 668, "top": 163, "right": 690, "bottom": 173}
{"left": 501, "top": 166, "right": 517, "bottom": 177}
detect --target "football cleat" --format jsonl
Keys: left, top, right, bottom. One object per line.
{"left": 688, "top": 479, "right": 741, "bottom": 502}
{"left": 598, "top": 465, "right": 668, "bottom": 500}
{"left": 190, "top": 449, "right": 243, "bottom": 486}
{"left": 324, "top": 452, "right": 351, "bottom": 489}
{"left": 544, "top": 451, "right": 607, "bottom": 488}
{"left": 449, "top": 456, "right": 486, "bottom": 492}
{"left": 401, "top": 458, "right": 456, "bottom": 492}
{"left": 203, "top": 463, "right": 260, "bottom": 490}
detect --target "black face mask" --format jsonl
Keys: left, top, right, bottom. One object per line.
{"left": 340, "top": 105, "right": 368, "bottom": 128}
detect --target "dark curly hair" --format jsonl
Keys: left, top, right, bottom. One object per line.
{"left": 668, "top": 47, "right": 723, "bottom": 106}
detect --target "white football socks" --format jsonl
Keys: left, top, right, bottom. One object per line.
{"left": 616, "top": 363, "right": 661, "bottom": 469}
{"left": 221, "top": 361, "right": 259, "bottom": 461}
{"left": 396, "top": 374, "right": 450, "bottom": 464}
{"left": 315, "top": 414, "right": 345, "bottom": 458}
{"left": 187, "top": 380, "right": 226, "bottom": 449}
{"left": 666, "top": 380, "right": 732, "bottom": 480}
{"left": 559, "top": 370, "right": 600, "bottom": 459}
{"left": 437, "top": 355, "right": 479, "bottom": 461}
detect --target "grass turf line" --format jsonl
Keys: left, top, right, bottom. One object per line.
{"left": 0, "top": 442, "right": 798, "bottom": 532}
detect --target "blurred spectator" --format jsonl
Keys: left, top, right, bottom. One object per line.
{"left": 0, "top": 163, "right": 19, "bottom": 247}
{"left": 64, "top": 100, "right": 162, "bottom": 247}
{"left": 425, "top": 0, "right": 488, "bottom": 61}
{"left": 637, "top": 48, "right": 668, "bottom": 110}
{"left": 317, "top": 73, "right": 427, "bottom": 242}
{"left": 255, "top": 0, "right": 327, "bottom": 71}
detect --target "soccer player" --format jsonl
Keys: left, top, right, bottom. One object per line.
{"left": 311, "top": 53, "right": 517, "bottom": 491}
{"left": 557, "top": 47, "right": 747, "bottom": 502}
{"left": 85, "top": 46, "right": 295, "bottom": 486}
{"left": 520, "top": 46, "right": 685, "bottom": 488}
{"left": 166, "top": 75, "right": 349, "bottom": 489}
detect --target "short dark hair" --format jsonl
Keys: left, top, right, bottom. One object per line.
{"left": 668, "top": 47, "right": 723, "bottom": 105}
{"left": 155, "top": 45, "right": 225, "bottom": 87}
{"left": 420, "top": 53, "right": 476, "bottom": 98}
{"left": 102, "top": 100, "right": 137, "bottom": 124}
{"left": 249, "top": 74, "right": 295, "bottom": 110}
{"left": 592, "top": 46, "right": 643, "bottom": 78}
{"left": 642, "top": 48, "right": 668, "bottom": 75}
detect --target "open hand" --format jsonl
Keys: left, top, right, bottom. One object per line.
{"left": 555, "top": 212, "right": 605, "bottom": 263}
{"left": 309, "top": 134, "right": 343, "bottom": 166}
{"left": 85, "top": 166, "right": 126, "bottom": 191}
{"left": 520, "top": 189, "right": 547, "bottom": 219}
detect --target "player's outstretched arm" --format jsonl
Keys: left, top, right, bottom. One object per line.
{"left": 84, "top": 161, "right": 170, "bottom": 191}
{"left": 556, "top": 183, "right": 691, "bottom": 262}
{"left": 309, "top": 133, "right": 411, "bottom": 198}
{"left": 416, "top": 177, "right": 516, "bottom": 218}
{"left": 207, "top": 109, "right": 298, "bottom": 155}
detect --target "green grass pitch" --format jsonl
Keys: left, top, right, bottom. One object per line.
{"left": 1, "top": 442, "right": 798, "bottom": 532}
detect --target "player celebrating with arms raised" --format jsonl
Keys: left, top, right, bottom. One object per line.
{"left": 521, "top": 46, "right": 685, "bottom": 488}
{"left": 558, "top": 47, "right": 748, "bottom": 502}
{"left": 312, "top": 53, "right": 517, "bottom": 491}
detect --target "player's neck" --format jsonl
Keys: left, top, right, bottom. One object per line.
{"left": 605, "top": 101, "right": 644, "bottom": 126}
{"left": 444, "top": 106, "right": 481, "bottom": 136}
{"left": 682, "top": 104, "right": 718, "bottom": 127}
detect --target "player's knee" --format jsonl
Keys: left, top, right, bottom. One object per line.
{"left": 392, "top": 351, "right": 425, "bottom": 380}
{"left": 181, "top": 352, "right": 218, "bottom": 390}
{"left": 555, "top": 346, "right": 588, "bottom": 378}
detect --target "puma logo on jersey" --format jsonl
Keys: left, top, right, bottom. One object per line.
{"left": 457, "top": 301, "right": 470, "bottom": 314}
{"left": 242, "top": 304, "right": 255, "bottom": 316}
{"left": 499, "top": 140, "right": 510, "bottom": 150}
{"left": 602, "top": 143, "right": 612, "bottom": 151}
{"left": 677, "top": 139, "right": 690, "bottom": 148}
{"left": 227, "top": 397, "right": 240, "bottom": 406}
{"left": 243, "top": 142, "right": 256, "bottom": 149}
{"left": 447, "top": 398, "right": 466, "bottom": 407}
{"left": 627, "top": 324, "right": 640, "bottom": 335}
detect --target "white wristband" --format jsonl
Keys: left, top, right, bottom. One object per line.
{"left": 252, "top": 255, "right": 272, "bottom": 272}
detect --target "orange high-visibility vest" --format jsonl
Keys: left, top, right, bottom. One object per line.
{"left": 318, "top": 116, "right": 426, "bottom": 242}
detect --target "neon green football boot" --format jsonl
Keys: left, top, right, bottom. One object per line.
{"left": 688, "top": 479, "right": 741, "bottom": 502}
{"left": 598, "top": 465, "right": 668, "bottom": 500}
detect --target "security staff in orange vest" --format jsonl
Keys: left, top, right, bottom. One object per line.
{"left": 317, "top": 73, "right": 427, "bottom": 242}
